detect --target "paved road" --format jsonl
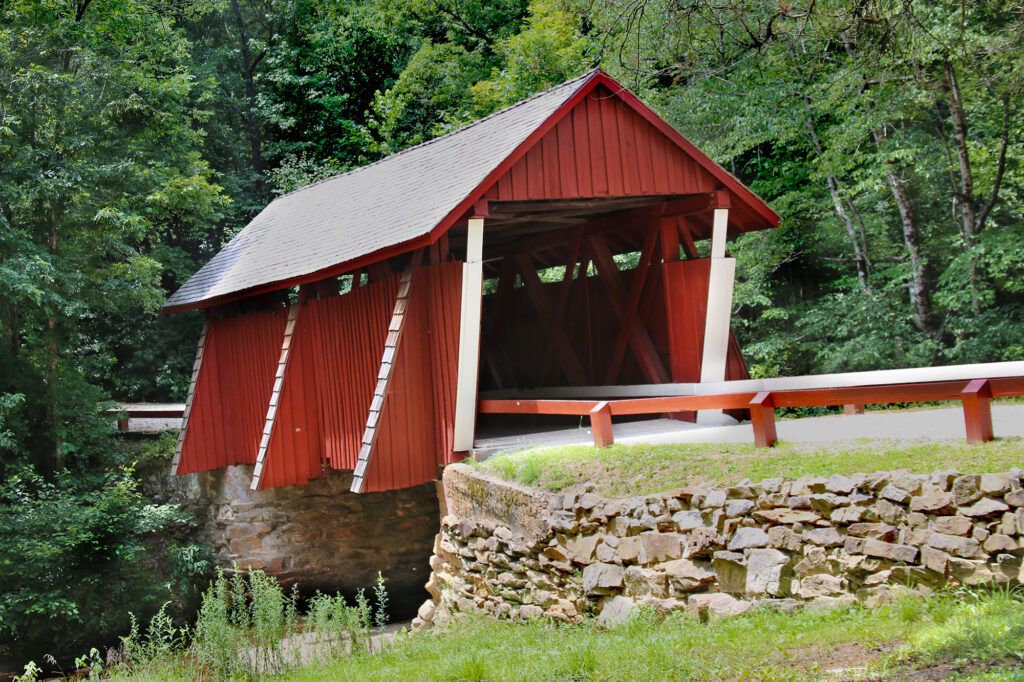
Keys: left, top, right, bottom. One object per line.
{"left": 473, "top": 404, "right": 1024, "bottom": 455}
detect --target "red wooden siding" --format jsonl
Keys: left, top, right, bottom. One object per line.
{"left": 252, "top": 262, "right": 464, "bottom": 490}
{"left": 662, "top": 258, "right": 749, "bottom": 383}
{"left": 486, "top": 84, "right": 718, "bottom": 203}
{"left": 176, "top": 308, "right": 286, "bottom": 474}
{"left": 359, "top": 262, "right": 464, "bottom": 492}
{"left": 478, "top": 258, "right": 748, "bottom": 393}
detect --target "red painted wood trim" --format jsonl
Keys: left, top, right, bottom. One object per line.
{"left": 590, "top": 401, "right": 614, "bottom": 448}
{"left": 749, "top": 391, "right": 777, "bottom": 448}
{"left": 961, "top": 379, "right": 994, "bottom": 444}
{"left": 587, "top": 231, "right": 670, "bottom": 383}
{"left": 605, "top": 224, "right": 659, "bottom": 383}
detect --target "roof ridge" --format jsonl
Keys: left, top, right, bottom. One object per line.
{"left": 271, "top": 68, "right": 603, "bottom": 202}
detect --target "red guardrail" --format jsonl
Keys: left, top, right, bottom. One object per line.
{"left": 478, "top": 376, "right": 1024, "bottom": 449}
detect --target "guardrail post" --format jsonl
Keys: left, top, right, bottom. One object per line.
{"left": 961, "top": 379, "right": 994, "bottom": 444}
{"left": 590, "top": 401, "right": 614, "bottom": 448}
{"left": 749, "top": 392, "right": 777, "bottom": 447}
{"left": 843, "top": 404, "right": 864, "bottom": 415}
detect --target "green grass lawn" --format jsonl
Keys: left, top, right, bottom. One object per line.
{"left": 474, "top": 438, "right": 1024, "bottom": 498}
{"left": 114, "top": 589, "right": 1024, "bottom": 681}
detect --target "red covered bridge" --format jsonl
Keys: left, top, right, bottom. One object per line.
{"left": 165, "top": 69, "right": 779, "bottom": 493}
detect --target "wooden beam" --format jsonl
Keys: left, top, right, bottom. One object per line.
{"left": 453, "top": 217, "right": 486, "bottom": 452}
{"left": 659, "top": 217, "right": 681, "bottom": 263}
{"left": 961, "top": 379, "right": 994, "bottom": 444}
{"left": 843, "top": 404, "right": 865, "bottom": 415}
{"left": 250, "top": 303, "right": 302, "bottom": 490}
{"left": 170, "top": 320, "right": 210, "bottom": 474}
{"left": 540, "top": 236, "right": 584, "bottom": 384}
{"left": 605, "top": 225, "right": 659, "bottom": 383}
{"left": 677, "top": 217, "right": 699, "bottom": 259}
{"left": 749, "top": 391, "right": 778, "bottom": 447}
{"left": 590, "top": 401, "right": 614, "bottom": 448}
{"left": 586, "top": 232, "right": 670, "bottom": 384}
{"left": 514, "top": 253, "right": 588, "bottom": 385}
{"left": 351, "top": 261, "right": 420, "bottom": 493}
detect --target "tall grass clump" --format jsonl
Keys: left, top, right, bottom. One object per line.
{"left": 107, "top": 567, "right": 389, "bottom": 679}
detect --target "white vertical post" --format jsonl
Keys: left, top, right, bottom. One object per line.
{"left": 698, "top": 207, "right": 736, "bottom": 424}
{"left": 453, "top": 217, "right": 485, "bottom": 452}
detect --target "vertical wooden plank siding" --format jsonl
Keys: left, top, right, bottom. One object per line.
{"left": 175, "top": 308, "right": 286, "bottom": 475}
{"left": 661, "top": 258, "right": 749, "bottom": 385}
{"left": 170, "top": 319, "right": 208, "bottom": 475}
{"left": 487, "top": 85, "right": 717, "bottom": 203}
{"left": 201, "top": 262, "right": 464, "bottom": 491}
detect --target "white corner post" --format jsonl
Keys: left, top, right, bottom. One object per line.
{"left": 453, "top": 216, "right": 485, "bottom": 452}
{"left": 698, "top": 206, "right": 736, "bottom": 424}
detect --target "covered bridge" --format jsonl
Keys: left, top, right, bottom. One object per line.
{"left": 166, "top": 69, "right": 780, "bottom": 494}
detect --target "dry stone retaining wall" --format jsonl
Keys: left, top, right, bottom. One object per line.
{"left": 416, "top": 463, "right": 1024, "bottom": 626}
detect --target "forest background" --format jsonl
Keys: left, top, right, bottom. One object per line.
{"left": 0, "top": 0, "right": 1021, "bottom": 662}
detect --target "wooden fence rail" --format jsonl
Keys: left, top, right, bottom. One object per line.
{"left": 478, "top": 376, "right": 1024, "bottom": 449}
{"left": 111, "top": 404, "right": 186, "bottom": 431}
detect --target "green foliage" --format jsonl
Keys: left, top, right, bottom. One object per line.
{"left": 0, "top": 467, "right": 208, "bottom": 661}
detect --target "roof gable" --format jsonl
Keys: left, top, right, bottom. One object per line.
{"left": 166, "top": 70, "right": 777, "bottom": 313}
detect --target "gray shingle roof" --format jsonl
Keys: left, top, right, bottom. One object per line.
{"left": 165, "top": 71, "right": 599, "bottom": 311}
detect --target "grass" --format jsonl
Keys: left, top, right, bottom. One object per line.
{"left": 109, "top": 589, "right": 1024, "bottom": 681}
{"left": 475, "top": 438, "right": 1024, "bottom": 497}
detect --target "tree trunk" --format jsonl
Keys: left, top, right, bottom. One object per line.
{"left": 941, "top": 60, "right": 981, "bottom": 313}
{"left": 230, "top": 0, "right": 266, "bottom": 185}
{"left": 873, "top": 130, "right": 935, "bottom": 332}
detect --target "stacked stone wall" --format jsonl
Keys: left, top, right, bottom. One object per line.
{"left": 417, "top": 463, "right": 1024, "bottom": 626}
{"left": 148, "top": 465, "right": 439, "bottom": 617}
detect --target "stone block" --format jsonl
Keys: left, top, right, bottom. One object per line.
{"left": 1004, "top": 490, "right": 1024, "bottom": 507}
{"left": 880, "top": 481, "right": 913, "bottom": 501}
{"left": 582, "top": 562, "right": 624, "bottom": 594}
{"left": 952, "top": 475, "right": 982, "bottom": 506}
{"left": 921, "top": 546, "right": 949, "bottom": 574}
{"left": 796, "top": 574, "right": 845, "bottom": 598}
{"left": 745, "top": 548, "right": 792, "bottom": 596}
{"left": 623, "top": 566, "right": 667, "bottom": 598}
{"left": 861, "top": 538, "right": 918, "bottom": 563}
{"left": 728, "top": 527, "right": 771, "bottom": 551}
{"left": 639, "top": 532, "right": 683, "bottom": 564}
{"left": 793, "top": 545, "right": 830, "bottom": 577}
{"left": 617, "top": 536, "right": 642, "bottom": 563}
{"left": 754, "top": 508, "right": 821, "bottom": 525}
{"left": 874, "top": 499, "right": 907, "bottom": 525}
{"left": 910, "top": 490, "right": 956, "bottom": 514}
{"left": 980, "top": 473, "right": 1010, "bottom": 495}
{"left": 831, "top": 506, "right": 865, "bottom": 524}
{"left": 595, "top": 596, "right": 637, "bottom": 628}
{"left": 662, "top": 558, "right": 716, "bottom": 593}
{"left": 932, "top": 515, "right": 972, "bottom": 536}
{"left": 725, "top": 499, "right": 755, "bottom": 517}
{"left": 847, "top": 523, "right": 897, "bottom": 541}
{"left": 926, "top": 532, "right": 983, "bottom": 559}
{"left": 688, "top": 593, "right": 752, "bottom": 619}
{"left": 683, "top": 527, "right": 721, "bottom": 558}
{"left": 803, "top": 527, "right": 844, "bottom": 547}
{"left": 961, "top": 498, "right": 1010, "bottom": 518}
{"left": 711, "top": 551, "right": 747, "bottom": 594}
{"left": 825, "top": 474, "right": 856, "bottom": 494}
{"left": 768, "top": 526, "right": 803, "bottom": 551}
{"left": 947, "top": 558, "right": 997, "bottom": 585}
{"left": 701, "top": 489, "right": 727, "bottom": 508}
{"left": 983, "top": 534, "right": 1017, "bottom": 553}
{"left": 672, "top": 510, "right": 704, "bottom": 531}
